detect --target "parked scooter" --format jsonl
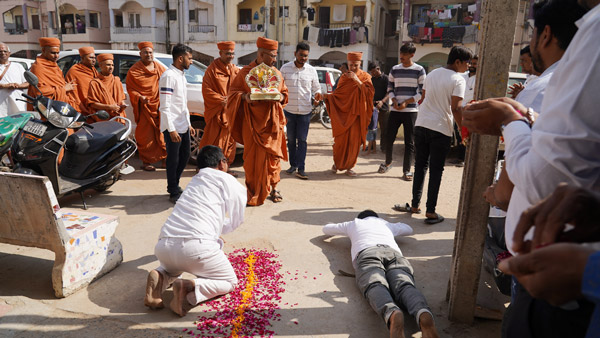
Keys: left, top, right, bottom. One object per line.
{"left": 0, "top": 112, "right": 35, "bottom": 168}
{"left": 11, "top": 71, "right": 137, "bottom": 209}
{"left": 310, "top": 98, "right": 332, "bottom": 129}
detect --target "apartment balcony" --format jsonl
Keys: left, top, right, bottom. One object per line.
{"left": 307, "top": 23, "right": 370, "bottom": 46}
{"left": 188, "top": 24, "right": 217, "bottom": 42}
{"left": 111, "top": 26, "right": 166, "bottom": 43}
{"left": 237, "top": 23, "right": 264, "bottom": 32}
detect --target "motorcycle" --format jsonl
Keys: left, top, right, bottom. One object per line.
{"left": 11, "top": 71, "right": 137, "bottom": 209}
{"left": 0, "top": 112, "right": 36, "bottom": 168}
{"left": 310, "top": 99, "right": 332, "bottom": 129}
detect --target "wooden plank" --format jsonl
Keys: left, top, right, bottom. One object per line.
{"left": 447, "top": 0, "right": 520, "bottom": 324}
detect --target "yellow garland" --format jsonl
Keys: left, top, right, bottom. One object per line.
{"left": 231, "top": 253, "right": 257, "bottom": 338}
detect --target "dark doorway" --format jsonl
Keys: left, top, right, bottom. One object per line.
{"left": 319, "top": 6, "right": 330, "bottom": 28}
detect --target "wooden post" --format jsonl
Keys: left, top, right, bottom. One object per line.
{"left": 447, "top": 0, "right": 520, "bottom": 323}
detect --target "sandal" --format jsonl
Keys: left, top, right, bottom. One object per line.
{"left": 392, "top": 203, "right": 421, "bottom": 214}
{"left": 141, "top": 163, "right": 156, "bottom": 171}
{"left": 331, "top": 164, "right": 338, "bottom": 174}
{"left": 378, "top": 163, "right": 391, "bottom": 174}
{"left": 269, "top": 190, "right": 283, "bottom": 203}
{"left": 401, "top": 173, "right": 413, "bottom": 181}
{"left": 424, "top": 213, "right": 445, "bottom": 224}
{"left": 345, "top": 169, "right": 357, "bottom": 177}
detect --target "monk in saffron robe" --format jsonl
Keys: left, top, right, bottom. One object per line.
{"left": 226, "top": 37, "right": 288, "bottom": 206}
{"left": 323, "top": 52, "right": 374, "bottom": 177}
{"left": 65, "top": 46, "right": 97, "bottom": 117}
{"left": 198, "top": 41, "right": 239, "bottom": 168}
{"left": 27, "top": 38, "right": 78, "bottom": 110}
{"left": 87, "top": 54, "right": 127, "bottom": 122}
{"left": 125, "top": 41, "right": 167, "bottom": 171}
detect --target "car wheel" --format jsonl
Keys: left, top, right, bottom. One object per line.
{"left": 189, "top": 118, "right": 206, "bottom": 165}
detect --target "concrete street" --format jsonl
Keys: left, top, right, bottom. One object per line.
{"left": 0, "top": 122, "right": 505, "bottom": 337}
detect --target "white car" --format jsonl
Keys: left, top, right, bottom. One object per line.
{"left": 9, "top": 57, "right": 35, "bottom": 70}
{"left": 57, "top": 49, "right": 210, "bottom": 163}
{"left": 314, "top": 66, "right": 341, "bottom": 94}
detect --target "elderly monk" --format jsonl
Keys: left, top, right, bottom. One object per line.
{"left": 226, "top": 37, "right": 289, "bottom": 206}
{"left": 65, "top": 46, "right": 97, "bottom": 116}
{"left": 87, "top": 54, "right": 127, "bottom": 122}
{"left": 27, "top": 38, "right": 78, "bottom": 110}
{"left": 323, "top": 52, "right": 374, "bottom": 177}
{"left": 126, "top": 41, "right": 167, "bottom": 171}
{"left": 198, "top": 41, "right": 239, "bottom": 169}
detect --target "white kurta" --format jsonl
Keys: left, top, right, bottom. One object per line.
{"left": 155, "top": 167, "right": 247, "bottom": 304}
{"left": 0, "top": 62, "right": 26, "bottom": 117}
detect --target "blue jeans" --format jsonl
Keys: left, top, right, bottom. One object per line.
{"left": 163, "top": 129, "right": 190, "bottom": 195}
{"left": 284, "top": 111, "right": 311, "bottom": 171}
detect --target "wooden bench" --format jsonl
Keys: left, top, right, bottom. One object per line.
{"left": 0, "top": 172, "right": 123, "bottom": 297}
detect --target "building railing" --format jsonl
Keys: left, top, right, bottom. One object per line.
{"left": 4, "top": 28, "right": 26, "bottom": 35}
{"left": 312, "top": 22, "right": 364, "bottom": 29}
{"left": 188, "top": 24, "right": 216, "bottom": 33}
{"left": 237, "top": 24, "right": 264, "bottom": 32}
{"left": 113, "top": 26, "right": 152, "bottom": 34}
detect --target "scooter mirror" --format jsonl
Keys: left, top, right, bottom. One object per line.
{"left": 24, "top": 71, "right": 39, "bottom": 87}
{"left": 95, "top": 110, "right": 110, "bottom": 120}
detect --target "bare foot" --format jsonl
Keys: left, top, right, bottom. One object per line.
{"left": 144, "top": 269, "right": 164, "bottom": 309}
{"left": 419, "top": 312, "right": 439, "bottom": 338}
{"left": 389, "top": 310, "right": 405, "bottom": 338}
{"left": 170, "top": 279, "right": 194, "bottom": 317}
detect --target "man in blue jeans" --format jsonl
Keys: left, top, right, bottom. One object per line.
{"left": 393, "top": 46, "right": 472, "bottom": 224}
{"left": 160, "top": 44, "right": 195, "bottom": 203}
{"left": 280, "top": 42, "right": 322, "bottom": 179}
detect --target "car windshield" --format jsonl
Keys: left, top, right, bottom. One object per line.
{"left": 157, "top": 57, "right": 206, "bottom": 84}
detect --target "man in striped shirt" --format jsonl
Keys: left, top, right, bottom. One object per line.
{"left": 280, "top": 42, "right": 322, "bottom": 180}
{"left": 378, "top": 43, "right": 426, "bottom": 181}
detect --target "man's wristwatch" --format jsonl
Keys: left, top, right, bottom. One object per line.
{"left": 523, "top": 107, "right": 536, "bottom": 125}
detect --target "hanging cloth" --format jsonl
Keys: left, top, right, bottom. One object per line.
{"left": 333, "top": 4, "right": 347, "bottom": 22}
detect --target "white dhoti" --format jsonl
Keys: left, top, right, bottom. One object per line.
{"left": 154, "top": 237, "right": 238, "bottom": 305}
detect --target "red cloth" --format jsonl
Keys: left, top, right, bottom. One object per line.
{"left": 198, "top": 58, "right": 239, "bottom": 164}
{"left": 325, "top": 70, "right": 375, "bottom": 170}
{"left": 226, "top": 61, "right": 288, "bottom": 206}
{"left": 125, "top": 60, "right": 167, "bottom": 164}
{"left": 27, "top": 57, "right": 78, "bottom": 110}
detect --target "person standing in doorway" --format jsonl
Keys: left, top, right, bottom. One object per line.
{"left": 280, "top": 42, "right": 322, "bottom": 180}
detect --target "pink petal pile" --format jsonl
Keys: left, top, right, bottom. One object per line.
{"left": 186, "top": 248, "right": 286, "bottom": 337}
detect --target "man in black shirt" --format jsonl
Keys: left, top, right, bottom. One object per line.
{"left": 368, "top": 62, "right": 390, "bottom": 151}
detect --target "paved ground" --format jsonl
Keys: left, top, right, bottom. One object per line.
{"left": 0, "top": 122, "right": 506, "bottom": 337}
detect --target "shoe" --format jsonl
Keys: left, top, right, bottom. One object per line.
{"left": 177, "top": 186, "right": 183, "bottom": 194}
{"left": 285, "top": 166, "right": 297, "bottom": 174}
{"left": 295, "top": 170, "right": 308, "bottom": 180}
{"left": 400, "top": 172, "right": 413, "bottom": 181}
{"left": 378, "top": 163, "right": 391, "bottom": 174}
{"left": 169, "top": 192, "right": 181, "bottom": 203}
{"left": 425, "top": 213, "right": 445, "bottom": 224}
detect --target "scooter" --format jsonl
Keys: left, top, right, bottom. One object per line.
{"left": 0, "top": 112, "right": 35, "bottom": 168}
{"left": 11, "top": 71, "right": 137, "bottom": 209}
{"left": 310, "top": 98, "right": 332, "bottom": 129}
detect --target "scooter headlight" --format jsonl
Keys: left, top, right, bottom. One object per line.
{"left": 47, "top": 108, "right": 73, "bottom": 128}
{"left": 36, "top": 101, "right": 48, "bottom": 116}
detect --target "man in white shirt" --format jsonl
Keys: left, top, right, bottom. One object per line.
{"left": 394, "top": 46, "right": 472, "bottom": 224}
{"left": 0, "top": 43, "right": 27, "bottom": 117}
{"left": 280, "top": 42, "right": 321, "bottom": 180}
{"left": 323, "top": 210, "right": 438, "bottom": 338}
{"left": 160, "top": 44, "right": 194, "bottom": 203}
{"left": 463, "top": 0, "right": 599, "bottom": 336}
{"left": 144, "top": 145, "right": 247, "bottom": 317}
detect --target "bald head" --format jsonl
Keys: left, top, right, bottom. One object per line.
{"left": 0, "top": 43, "right": 9, "bottom": 64}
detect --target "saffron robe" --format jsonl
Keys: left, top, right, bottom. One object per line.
{"left": 27, "top": 57, "right": 79, "bottom": 110}
{"left": 226, "top": 61, "right": 288, "bottom": 206}
{"left": 87, "top": 73, "right": 126, "bottom": 122}
{"left": 65, "top": 63, "right": 98, "bottom": 115}
{"left": 125, "top": 60, "right": 167, "bottom": 164}
{"left": 198, "top": 58, "right": 239, "bottom": 164}
{"left": 325, "top": 70, "right": 375, "bottom": 170}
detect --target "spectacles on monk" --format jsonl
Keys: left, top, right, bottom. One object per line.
{"left": 224, "top": 52, "right": 235, "bottom": 56}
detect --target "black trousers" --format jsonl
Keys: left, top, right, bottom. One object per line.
{"left": 411, "top": 127, "right": 451, "bottom": 214}
{"left": 163, "top": 129, "right": 190, "bottom": 196}
{"left": 385, "top": 111, "right": 417, "bottom": 174}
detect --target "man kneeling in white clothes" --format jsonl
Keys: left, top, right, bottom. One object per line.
{"left": 144, "top": 145, "right": 247, "bottom": 316}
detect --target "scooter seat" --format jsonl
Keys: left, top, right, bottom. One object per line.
{"left": 66, "top": 121, "right": 128, "bottom": 155}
